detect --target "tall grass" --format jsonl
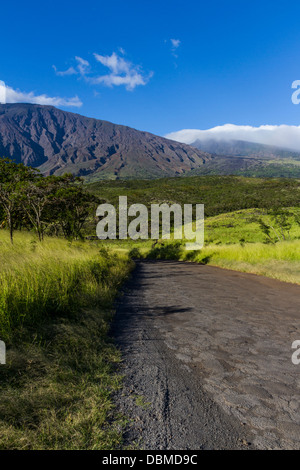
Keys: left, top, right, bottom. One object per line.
{"left": 0, "top": 231, "right": 131, "bottom": 341}
{"left": 186, "top": 239, "right": 300, "bottom": 283}
{"left": 192, "top": 239, "right": 300, "bottom": 263}
{"left": 0, "top": 230, "right": 133, "bottom": 450}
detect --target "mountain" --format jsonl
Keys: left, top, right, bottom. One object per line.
{"left": 1, "top": 104, "right": 299, "bottom": 180}
{"left": 188, "top": 138, "right": 300, "bottom": 178}
{"left": 190, "top": 138, "right": 300, "bottom": 159}
{"left": 0, "top": 104, "right": 212, "bottom": 180}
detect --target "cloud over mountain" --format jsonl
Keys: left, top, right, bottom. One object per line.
{"left": 166, "top": 124, "right": 300, "bottom": 151}
{"left": 0, "top": 80, "right": 82, "bottom": 107}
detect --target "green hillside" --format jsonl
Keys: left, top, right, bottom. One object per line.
{"left": 87, "top": 175, "right": 300, "bottom": 217}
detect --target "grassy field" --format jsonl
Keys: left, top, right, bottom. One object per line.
{"left": 205, "top": 207, "right": 300, "bottom": 244}
{"left": 201, "top": 207, "right": 300, "bottom": 283}
{"left": 0, "top": 231, "right": 133, "bottom": 449}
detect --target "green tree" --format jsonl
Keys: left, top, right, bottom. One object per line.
{"left": 0, "top": 158, "right": 39, "bottom": 243}
{"left": 50, "top": 175, "right": 99, "bottom": 240}
{"left": 19, "top": 176, "right": 58, "bottom": 241}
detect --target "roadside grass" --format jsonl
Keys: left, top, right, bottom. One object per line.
{"left": 205, "top": 207, "right": 300, "bottom": 244}
{"left": 185, "top": 240, "right": 300, "bottom": 284}
{"left": 187, "top": 208, "right": 300, "bottom": 284}
{"left": 0, "top": 231, "right": 133, "bottom": 449}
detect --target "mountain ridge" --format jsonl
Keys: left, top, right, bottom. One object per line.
{"left": 187, "top": 138, "right": 300, "bottom": 178}
{"left": 1, "top": 104, "right": 299, "bottom": 179}
{"left": 0, "top": 103, "right": 212, "bottom": 180}
{"left": 190, "top": 138, "right": 300, "bottom": 159}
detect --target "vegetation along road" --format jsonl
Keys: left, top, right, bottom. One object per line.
{"left": 113, "top": 260, "right": 300, "bottom": 450}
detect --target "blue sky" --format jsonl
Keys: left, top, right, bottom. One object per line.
{"left": 2, "top": 0, "right": 300, "bottom": 140}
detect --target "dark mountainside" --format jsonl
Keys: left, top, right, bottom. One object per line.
{"left": 1, "top": 103, "right": 299, "bottom": 179}
{"left": 191, "top": 138, "right": 300, "bottom": 159}
{"left": 188, "top": 138, "right": 300, "bottom": 177}
{"left": 0, "top": 104, "right": 212, "bottom": 180}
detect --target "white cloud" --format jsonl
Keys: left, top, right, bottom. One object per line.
{"left": 53, "top": 57, "right": 90, "bottom": 77}
{"left": 93, "top": 52, "right": 151, "bottom": 91}
{"left": 0, "top": 81, "right": 82, "bottom": 108}
{"left": 165, "top": 124, "right": 300, "bottom": 151}
{"left": 75, "top": 56, "right": 90, "bottom": 75}
{"left": 91, "top": 72, "right": 148, "bottom": 90}
{"left": 55, "top": 51, "right": 151, "bottom": 91}
{"left": 52, "top": 65, "right": 78, "bottom": 77}
{"left": 94, "top": 52, "right": 130, "bottom": 75}
{"left": 171, "top": 39, "right": 180, "bottom": 49}
{"left": 0, "top": 80, "right": 5, "bottom": 103}
{"left": 170, "top": 38, "right": 181, "bottom": 58}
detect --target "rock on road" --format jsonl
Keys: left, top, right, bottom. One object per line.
{"left": 112, "top": 261, "right": 300, "bottom": 450}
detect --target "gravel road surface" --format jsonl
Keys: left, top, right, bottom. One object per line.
{"left": 112, "top": 261, "right": 300, "bottom": 450}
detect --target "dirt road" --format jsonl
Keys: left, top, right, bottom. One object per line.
{"left": 113, "top": 261, "right": 300, "bottom": 450}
